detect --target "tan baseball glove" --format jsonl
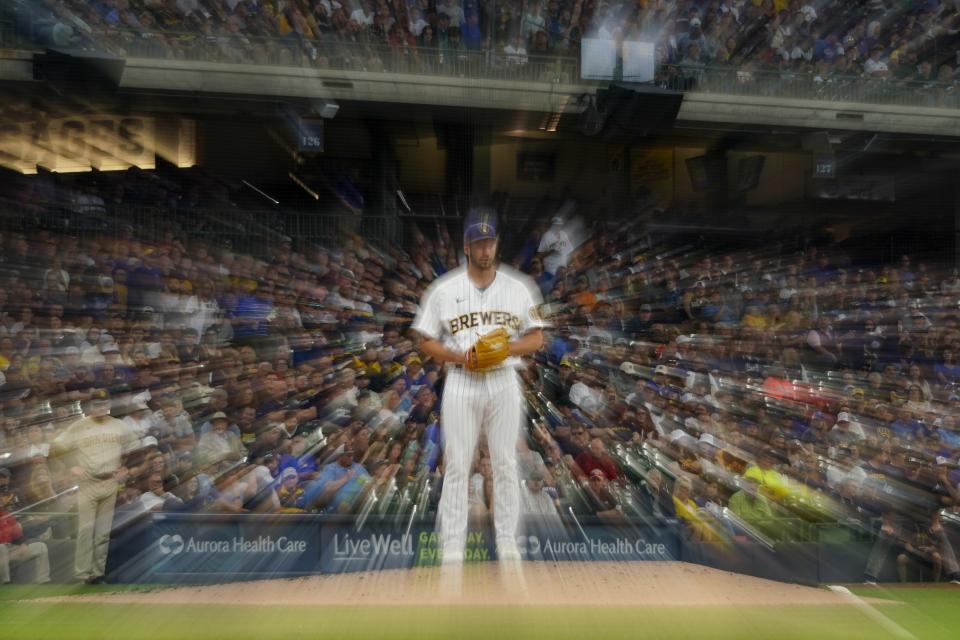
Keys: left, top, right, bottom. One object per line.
{"left": 467, "top": 327, "right": 510, "bottom": 371}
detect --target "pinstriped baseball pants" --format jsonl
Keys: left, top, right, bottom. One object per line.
{"left": 439, "top": 366, "right": 522, "bottom": 563}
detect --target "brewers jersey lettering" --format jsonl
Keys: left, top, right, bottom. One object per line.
{"left": 413, "top": 265, "right": 545, "bottom": 364}
{"left": 413, "top": 265, "right": 545, "bottom": 564}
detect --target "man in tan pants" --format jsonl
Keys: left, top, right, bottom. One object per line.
{"left": 52, "top": 389, "right": 137, "bottom": 584}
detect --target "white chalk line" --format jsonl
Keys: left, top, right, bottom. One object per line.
{"left": 826, "top": 585, "right": 915, "bottom": 640}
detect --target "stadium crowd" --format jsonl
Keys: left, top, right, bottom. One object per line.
{"left": 6, "top": 0, "right": 960, "bottom": 102}
{"left": 1, "top": 168, "right": 960, "bottom": 584}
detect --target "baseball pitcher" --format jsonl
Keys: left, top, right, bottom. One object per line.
{"left": 413, "top": 207, "right": 546, "bottom": 565}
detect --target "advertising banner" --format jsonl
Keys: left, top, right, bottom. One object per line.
{"left": 108, "top": 514, "right": 321, "bottom": 583}
{"left": 107, "top": 515, "right": 680, "bottom": 582}
{"left": 106, "top": 514, "right": 919, "bottom": 584}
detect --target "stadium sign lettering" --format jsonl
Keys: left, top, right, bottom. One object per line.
{"left": 415, "top": 530, "right": 487, "bottom": 565}
{"left": 0, "top": 115, "right": 157, "bottom": 174}
{"left": 158, "top": 534, "right": 307, "bottom": 556}
{"left": 635, "top": 540, "right": 668, "bottom": 555}
{"left": 332, "top": 533, "right": 414, "bottom": 558}
{"left": 417, "top": 531, "right": 484, "bottom": 546}
{"left": 539, "top": 540, "right": 588, "bottom": 556}
{"left": 522, "top": 537, "right": 668, "bottom": 558}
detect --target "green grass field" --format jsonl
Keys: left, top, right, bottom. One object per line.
{"left": 1, "top": 584, "right": 958, "bottom": 640}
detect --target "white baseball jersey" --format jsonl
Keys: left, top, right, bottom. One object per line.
{"left": 412, "top": 265, "right": 547, "bottom": 363}
{"left": 537, "top": 224, "right": 574, "bottom": 275}
{"left": 413, "top": 264, "right": 545, "bottom": 566}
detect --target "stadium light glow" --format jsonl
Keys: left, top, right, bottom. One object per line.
{"left": 289, "top": 172, "right": 319, "bottom": 200}
{"left": 538, "top": 96, "right": 570, "bottom": 132}
{"left": 242, "top": 180, "right": 279, "bottom": 205}
{"left": 44, "top": 165, "right": 93, "bottom": 173}
{"left": 396, "top": 189, "right": 411, "bottom": 212}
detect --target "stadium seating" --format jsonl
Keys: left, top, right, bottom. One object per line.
{"left": 2, "top": 1, "right": 959, "bottom": 108}
{"left": 1, "top": 162, "right": 960, "bottom": 583}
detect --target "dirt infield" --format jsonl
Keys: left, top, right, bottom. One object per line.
{"left": 43, "top": 562, "right": 883, "bottom": 607}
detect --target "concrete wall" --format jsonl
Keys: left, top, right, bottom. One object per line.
{"left": 488, "top": 137, "right": 618, "bottom": 200}
{"left": 394, "top": 133, "right": 447, "bottom": 195}
{"left": 4, "top": 52, "right": 960, "bottom": 136}
{"left": 119, "top": 58, "right": 960, "bottom": 138}
{"left": 485, "top": 141, "right": 811, "bottom": 209}
{"left": 193, "top": 116, "right": 812, "bottom": 211}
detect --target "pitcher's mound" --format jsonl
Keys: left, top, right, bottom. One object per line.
{"left": 53, "top": 562, "right": 870, "bottom": 607}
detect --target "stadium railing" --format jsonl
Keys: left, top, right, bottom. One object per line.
{"left": 113, "top": 30, "right": 582, "bottom": 85}
{"left": 655, "top": 64, "right": 960, "bottom": 110}
{"left": 8, "top": 16, "right": 959, "bottom": 111}
{"left": 3, "top": 3, "right": 959, "bottom": 111}
{"left": 118, "top": 32, "right": 960, "bottom": 110}
{"left": 128, "top": 34, "right": 960, "bottom": 110}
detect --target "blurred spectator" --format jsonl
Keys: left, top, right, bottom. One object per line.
{"left": 276, "top": 467, "right": 305, "bottom": 513}
{"left": 298, "top": 444, "right": 370, "bottom": 513}
{"left": 727, "top": 475, "right": 774, "bottom": 527}
{"left": 1, "top": 468, "right": 51, "bottom": 584}
{"left": 504, "top": 33, "right": 528, "bottom": 65}
{"left": 138, "top": 473, "right": 185, "bottom": 512}
{"left": 583, "top": 468, "right": 621, "bottom": 520}
{"left": 195, "top": 411, "right": 245, "bottom": 473}
{"left": 438, "top": 0, "right": 464, "bottom": 29}
{"left": 151, "top": 395, "right": 196, "bottom": 452}
{"left": 574, "top": 437, "right": 620, "bottom": 481}
{"left": 3, "top": 162, "right": 960, "bottom": 584}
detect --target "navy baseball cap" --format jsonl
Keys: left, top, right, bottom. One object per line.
{"left": 463, "top": 208, "right": 498, "bottom": 243}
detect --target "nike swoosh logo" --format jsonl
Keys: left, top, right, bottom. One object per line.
{"left": 456, "top": 298, "right": 465, "bottom": 303}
